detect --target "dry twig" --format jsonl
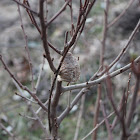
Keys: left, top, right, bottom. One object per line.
{"left": 73, "top": 94, "right": 85, "bottom": 140}
{"left": 100, "top": 100, "right": 113, "bottom": 140}
{"left": 108, "top": 0, "right": 134, "bottom": 28}
{"left": 92, "top": 84, "right": 102, "bottom": 140}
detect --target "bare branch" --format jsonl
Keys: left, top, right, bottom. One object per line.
{"left": 0, "top": 122, "right": 17, "bottom": 140}
{"left": 35, "top": 57, "right": 45, "bottom": 91}
{"left": 100, "top": 0, "right": 109, "bottom": 67}
{"left": 15, "top": 92, "right": 37, "bottom": 104}
{"left": 126, "top": 73, "right": 132, "bottom": 100}
{"left": 81, "top": 110, "right": 115, "bottom": 140}
{"left": 17, "top": 2, "right": 35, "bottom": 90}
{"left": 98, "top": 19, "right": 140, "bottom": 77}
{"left": 62, "top": 56, "right": 140, "bottom": 92}
{"left": 39, "top": 0, "right": 56, "bottom": 73}
{"left": 19, "top": 99, "right": 49, "bottom": 138}
{"left": 105, "top": 69, "right": 128, "bottom": 139}
{"left": 47, "top": 1, "right": 98, "bottom": 129}
{"left": 36, "top": 100, "right": 49, "bottom": 114}
{"left": 12, "top": 0, "right": 38, "bottom": 15}
{"left": 100, "top": 100, "right": 113, "bottom": 140}
{"left": 58, "top": 57, "right": 140, "bottom": 124}
{"left": 50, "top": 81, "right": 62, "bottom": 138}
{"left": 126, "top": 72, "right": 140, "bottom": 128}
{"left": 19, "top": 113, "right": 37, "bottom": 120}
{"left": 47, "top": 41, "right": 62, "bottom": 55}
{"left": 46, "top": 0, "right": 72, "bottom": 27}
{"left": 0, "top": 54, "right": 48, "bottom": 112}
{"left": 28, "top": 104, "right": 49, "bottom": 138}
{"left": 92, "top": 84, "right": 101, "bottom": 140}
{"left": 108, "top": 0, "right": 134, "bottom": 28}
{"left": 111, "top": 73, "right": 131, "bottom": 130}
{"left": 73, "top": 94, "right": 85, "bottom": 140}
{"left": 24, "top": 0, "right": 62, "bottom": 55}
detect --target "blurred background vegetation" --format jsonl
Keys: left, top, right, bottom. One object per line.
{"left": 0, "top": 0, "right": 140, "bottom": 140}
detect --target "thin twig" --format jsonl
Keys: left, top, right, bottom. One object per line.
{"left": 97, "top": 19, "right": 140, "bottom": 77}
{"left": 39, "top": 0, "right": 56, "bottom": 73}
{"left": 46, "top": 0, "right": 72, "bottom": 27}
{"left": 100, "top": 100, "right": 113, "bottom": 140}
{"left": 68, "top": 90, "right": 71, "bottom": 109}
{"left": 35, "top": 57, "right": 45, "bottom": 91}
{"left": 17, "top": 2, "right": 35, "bottom": 90}
{"left": 0, "top": 54, "right": 48, "bottom": 112}
{"left": 92, "top": 2, "right": 110, "bottom": 137}
{"left": 126, "top": 77, "right": 140, "bottom": 128}
{"left": 62, "top": 56, "right": 140, "bottom": 92}
{"left": 25, "top": 0, "right": 61, "bottom": 55}
{"left": 15, "top": 92, "right": 37, "bottom": 104}
{"left": 126, "top": 73, "right": 132, "bottom": 100}
{"left": 0, "top": 122, "right": 17, "bottom": 140}
{"left": 111, "top": 73, "right": 131, "bottom": 130}
{"left": 70, "top": 32, "right": 81, "bottom": 53}
{"left": 36, "top": 100, "right": 49, "bottom": 114}
{"left": 23, "top": 0, "right": 41, "bottom": 34}
{"left": 28, "top": 103, "right": 49, "bottom": 138}
{"left": 108, "top": 0, "right": 134, "bottom": 28}
{"left": 100, "top": 0, "right": 109, "bottom": 67}
{"left": 105, "top": 70, "right": 128, "bottom": 139}
{"left": 92, "top": 84, "right": 101, "bottom": 140}
{"left": 50, "top": 81, "right": 62, "bottom": 139}
{"left": 64, "top": 31, "right": 69, "bottom": 46}
{"left": 57, "top": 88, "right": 89, "bottom": 125}
{"left": 58, "top": 56, "right": 140, "bottom": 124}
{"left": 81, "top": 110, "right": 115, "bottom": 140}
{"left": 19, "top": 113, "right": 37, "bottom": 120}
{"left": 73, "top": 94, "right": 85, "bottom": 140}
{"left": 24, "top": 0, "right": 62, "bottom": 55}
{"left": 12, "top": 0, "right": 38, "bottom": 15}
{"left": 18, "top": 88, "right": 49, "bottom": 138}
{"left": 48, "top": 41, "right": 62, "bottom": 55}
{"left": 69, "top": 1, "right": 74, "bottom": 36}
